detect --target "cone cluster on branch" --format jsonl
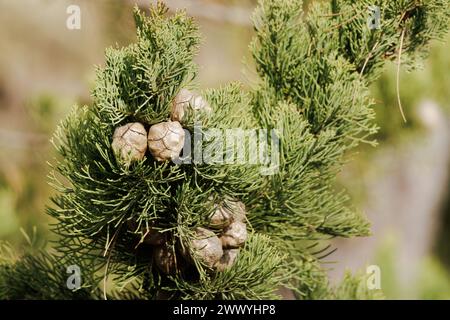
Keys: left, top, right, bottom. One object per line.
{"left": 11, "top": 1, "right": 445, "bottom": 300}
{"left": 187, "top": 199, "right": 248, "bottom": 272}
{"left": 211, "top": 200, "right": 248, "bottom": 271}
{"left": 141, "top": 199, "right": 248, "bottom": 275}
{"left": 111, "top": 89, "right": 210, "bottom": 165}
{"left": 113, "top": 89, "right": 247, "bottom": 275}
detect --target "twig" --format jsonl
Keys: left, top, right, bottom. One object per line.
{"left": 396, "top": 28, "right": 407, "bottom": 123}
{"left": 323, "top": 7, "right": 364, "bottom": 33}
{"left": 102, "top": 225, "right": 121, "bottom": 300}
{"left": 359, "top": 41, "right": 379, "bottom": 77}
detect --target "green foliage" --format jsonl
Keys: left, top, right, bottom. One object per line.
{"left": 0, "top": 0, "right": 448, "bottom": 299}
{"left": 46, "top": 4, "right": 279, "bottom": 299}
{"left": 331, "top": 0, "right": 450, "bottom": 81}
{"left": 248, "top": 0, "right": 449, "bottom": 297}
{"left": 93, "top": 4, "right": 200, "bottom": 126}
{"left": 164, "top": 234, "right": 291, "bottom": 300}
{"left": 0, "top": 241, "right": 101, "bottom": 300}
{"left": 249, "top": 0, "right": 377, "bottom": 244}
{"left": 249, "top": 0, "right": 449, "bottom": 247}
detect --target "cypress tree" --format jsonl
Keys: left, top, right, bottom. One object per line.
{"left": 0, "top": 0, "right": 448, "bottom": 299}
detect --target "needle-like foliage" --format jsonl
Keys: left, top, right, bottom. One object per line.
{"left": 0, "top": 0, "right": 448, "bottom": 299}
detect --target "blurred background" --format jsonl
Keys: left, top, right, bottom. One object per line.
{"left": 0, "top": 0, "right": 448, "bottom": 299}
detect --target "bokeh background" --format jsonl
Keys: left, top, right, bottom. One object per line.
{"left": 0, "top": 0, "right": 448, "bottom": 299}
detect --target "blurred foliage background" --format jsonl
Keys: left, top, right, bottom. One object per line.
{"left": 0, "top": 0, "right": 448, "bottom": 299}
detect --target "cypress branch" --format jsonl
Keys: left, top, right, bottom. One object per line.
{"left": 0, "top": 0, "right": 448, "bottom": 299}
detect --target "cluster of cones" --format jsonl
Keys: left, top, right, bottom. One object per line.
{"left": 113, "top": 90, "right": 247, "bottom": 274}
{"left": 111, "top": 89, "right": 210, "bottom": 166}
{"left": 128, "top": 199, "right": 248, "bottom": 275}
